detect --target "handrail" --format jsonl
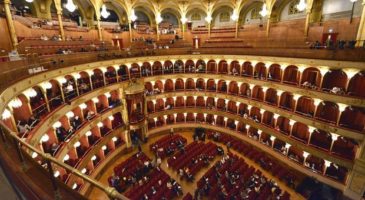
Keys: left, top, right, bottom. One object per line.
{"left": 0, "top": 120, "right": 128, "bottom": 200}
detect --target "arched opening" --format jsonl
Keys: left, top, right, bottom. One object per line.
{"left": 207, "top": 79, "right": 216, "bottom": 92}
{"left": 301, "top": 67, "right": 321, "bottom": 89}
{"left": 164, "top": 79, "right": 174, "bottom": 92}
{"left": 230, "top": 61, "right": 240, "bottom": 76}
{"left": 279, "top": 92, "right": 295, "bottom": 111}
{"left": 296, "top": 96, "right": 315, "bottom": 117}
{"left": 276, "top": 116, "right": 291, "bottom": 135}
{"left": 118, "top": 65, "right": 129, "bottom": 81}
{"left": 239, "top": 83, "right": 250, "bottom": 97}
{"left": 305, "top": 155, "right": 324, "bottom": 173}
{"left": 91, "top": 69, "right": 104, "bottom": 89}
{"left": 48, "top": 80, "right": 64, "bottom": 110}
{"left": 262, "top": 111, "right": 275, "bottom": 127}
{"left": 315, "top": 101, "right": 339, "bottom": 124}
{"left": 339, "top": 106, "right": 365, "bottom": 131}
{"left": 309, "top": 130, "right": 331, "bottom": 151}
{"left": 62, "top": 75, "right": 77, "bottom": 101}
{"left": 175, "top": 79, "right": 184, "bottom": 91}
{"left": 196, "top": 78, "right": 205, "bottom": 91}
{"left": 217, "top": 99, "right": 227, "bottom": 111}
{"left": 185, "top": 78, "right": 196, "bottom": 90}
{"left": 252, "top": 85, "right": 264, "bottom": 101}
{"left": 217, "top": 80, "right": 227, "bottom": 93}
{"left": 254, "top": 62, "right": 267, "bottom": 80}
{"left": 144, "top": 82, "right": 153, "bottom": 95}
{"left": 249, "top": 107, "right": 262, "bottom": 123}
{"left": 141, "top": 62, "right": 152, "bottom": 77}
{"left": 283, "top": 65, "right": 299, "bottom": 85}
{"left": 268, "top": 64, "right": 282, "bottom": 82}
{"left": 130, "top": 63, "right": 141, "bottom": 78}
{"left": 77, "top": 71, "right": 91, "bottom": 94}
{"left": 265, "top": 88, "right": 278, "bottom": 105}
{"left": 105, "top": 67, "right": 117, "bottom": 84}
{"left": 227, "top": 101, "right": 238, "bottom": 114}
{"left": 186, "top": 96, "right": 195, "bottom": 108}
{"left": 332, "top": 137, "right": 357, "bottom": 160}
{"left": 242, "top": 62, "right": 253, "bottom": 77}
{"left": 196, "top": 60, "right": 206, "bottom": 73}
{"left": 174, "top": 60, "right": 184, "bottom": 73}
{"left": 322, "top": 70, "right": 347, "bottom": 94}
{"left": 228, "top": 81, "right": 239, "bottom": 95}
{"left": 28, "top": 86, "right": 48, "bottom": 119}
{"left": 196, "top": 96, "right": 205, "bottom": 108}
{"left": 185, "top": 60, "right": 195, "bottom": 73}
{"left": 291, "top": 122, "right": 310, "bottom": 143}
{"left": 152, "top": 61, "right": 163, "bottom": 75}
{"left": 163, "top": 60, "right": 173, "bottom": 74}
{"left": 347, "top": 71, "right": 365, "bottom": 97}
{"left": 218, "top": 60, "right": 228, "bottom": 74}
{"left": 207, "top": 60, "right": 217, "bottom": 74}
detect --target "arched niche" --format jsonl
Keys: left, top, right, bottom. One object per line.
{"left": 283, "top": 65, "right": 299, "bottom": 85}
{"left": 268, "top": 64, "right": 282, "bottom": 82}
{"left": 105, "top": 66, "right": 117, "bottom": 84}
{"left": 322, "top": 69, "right": 347, "bottom": 93}
{"left": 242, "top": 62, "right": 253, "bottom": 77}
{"left": 315, "top": 101, "right": 340, "bottom": 124}
{"left": 347, "top": 71, "right": 365, "bottom": 97}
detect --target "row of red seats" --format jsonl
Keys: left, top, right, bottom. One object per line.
{"left": 125, "top": 168, "right": 179, "bottom": 200}
{"left": 207, "top": 132, "right": 297, "bottom": 189}
{"left": 149, "top": 134, "right": 187, "bottom": 159}
{"left": 198, "top": 153, "right": 290, "bottom": 200}
{"left": 113, "top": 152, "right": 150, "bottom": 178}
{"left": 167, "top": 141, "right": 217, "bottom": 175}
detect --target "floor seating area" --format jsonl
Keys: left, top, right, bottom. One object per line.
{"left": 167, "top": 141, "right": 218, "bottom": 181}
{"left": 124, "top": 168, "right": 182, "bottom": 200}
{"left": 197, "top": 153, "right": 290, "bottom": 200}
{"left": 108, "top": 152, "right": 152, "bottom": 192}
{"left": 150, "top": 134, "right": 187, "bottom": 159}
{"left": 108, "top": 151, "right": 182, "bottom": 199}
{"left": 206, "top": 132, "right": 298, "bottom": 189}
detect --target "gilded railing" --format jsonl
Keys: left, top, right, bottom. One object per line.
{"left": 0, "top": 120, "right": 128, "bottom": 200}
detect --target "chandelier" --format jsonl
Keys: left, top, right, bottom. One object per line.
{"left": 296, "top": 0, "right": 306, "bottom": 12}
{"left": 156, "top": 14, "right": 163, "bottom": 24}
{"left": 101, "top": 4, "right": 110, "bottom": 19}
{"left": 64, "top": 0, "right": 77, "bottom": 13}
{"left": 259, "top": 3, "right": 268, "bottom": 17}
{"left": 130, "top": 9, "right": 138, "bottom": 22}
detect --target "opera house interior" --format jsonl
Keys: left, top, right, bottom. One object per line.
{"left": 1, "top": 0, "right": 365, "bottom": 199}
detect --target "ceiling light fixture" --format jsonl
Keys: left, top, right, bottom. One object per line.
{"left": 259, "top": 3, "right": 268, "bottom": 17}
{"left": 130, "top": 9, "right": 137, "bottom": 22}
{"left": 101, "top": 4, "right": 110, "bottom": 19}
{"left": 296, "top": 0, "right": 306, "bottom": 12}
{"left": 64, "top": 0, "right": 77, "bottom": 13}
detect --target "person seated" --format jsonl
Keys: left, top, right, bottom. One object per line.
{"left": 55, "top": 126, "right": 68, "bottom": 141}
{"left": 17, "top": 120, "right": 31, "bottom": 135}
{"left": 71, "top": 116, "right": 82, "bottom": 130}
{"left": 164, "top": 104, "right": 172, "bottom": 110}
{"left": 40, "top": 34, "right": 49, "bottom": 41}
{"left": 232, "top": 67, "right": 238, "bottom": 76}
{"left": 197, "top": 64, "right": 204, "bottom": 72}
{"left": 110, "top": 173, "right": 120, "bottom": 188}
{"left": 86, "top": 110, "right": 95, "bottom": 120}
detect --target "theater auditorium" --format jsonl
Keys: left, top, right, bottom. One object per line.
{"left": 0, "top": 0, "right": 365, "bottom": 199}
